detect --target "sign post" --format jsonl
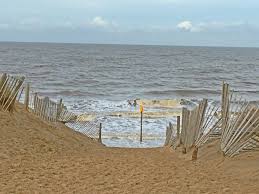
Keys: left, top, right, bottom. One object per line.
{"left": 140, "top": 104, "right": 144, "bottom": 143}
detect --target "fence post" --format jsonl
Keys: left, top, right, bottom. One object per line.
{"left": 24, "top": 83, "right": 30, "bottom": 110}
{"left": 42, "top": 97, "right": 49, "bottom": 121}
{"left": 56, "top": 98, "right": 63, "bottom": 121}
{"left": 192, "top": 146, "right": 198, "bottom": 161}
{"left": 177, "top": 116, "right": 180, "bottom": 138}
{"left": 33, "top": 93, "right": 37, "bottom": 114}
{"left": 221, "top": 82, "right": 229, "bottom": 136}
{"left": 0, "top": 73, "right": 7, "bottom": 89}
{"left": 164, "top": 122, "right": 173, "bottom": 146}
{"left": 181, "top": 107, "right": 188, "bottom": 154}
{"left": 98, "top": 123, "right": 102, "bottom": 143}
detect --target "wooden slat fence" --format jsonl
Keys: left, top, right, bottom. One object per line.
{"left": 29, "top": 92, "right": 101, "bottom": 141}
{"left": 220, "top": 82, "right": 259, "bottom": 157}
{"left": 181, "top": 99, "right": 209, "bottom": 151}
{"left": 32, "top": 93, "right": 59, "bottom": 122}
{"left": 165, "top": 99, "right": 221, "bottom": 159}
{"left": 169, "top": 82, "right": 259, "bottom": 159}
{"left": 164, "top": 115, "right": 182, "bottom": 148}
{"left": 14, "top": 80, "right": 102, "bottom": 142}
{"left": 164, "top": 122, "right": 174, "bottom": 147}
{"left": 194, "top": 102, "right": 221, "bottom": 148}
{"left": 0, "top": 73, "right": 25, "bottom": 111}
{"left": 164, "top": 100, "right": 220, "bottom": 146}
{"left": 45, "top": 97, "right": 99, "bottom": 140}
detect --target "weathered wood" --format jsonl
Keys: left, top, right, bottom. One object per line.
{"left": 178, "top": 98, "right": 221, "bottom": 159}
{"left": 194, "top": 99, "right": 208, "bottom": 144}
{"left": 219, "top": 82, "right": 259, "bottom": 157}
{"left": 24, "top": 83, "right": 30, "bottom": 110}
{"left": 39, "top": 98, "right": 43, "bottom": 118}
{"left": 181, "top": 99, "right": 208, "bottom": 150}
{"left": 164, "top": 123, "right": 173, "bottom": 146}
{"left": 221, "top": 82, "right": 230, "bottom": 137}
{"left": 56, "top": 98, "right": 63, "bottom": 121}
{"left": 0, "top": 75, "right": 24, "bottom": 111}
{"left": 98, "top": 123, "right": 102, "bottom": 143}
{"left": 181, "top": 107, "right": 188, "bottom": 149}
{"left": 226, "top": 109, "right": 259, "bottom": 155}
{"left": 30, "top": 93, "right": 59, "bottom": 122}
{"left": 195, "top": 118, "right": 221, "bottom": 147}
{"left": 3, "top": 79, "right": 23, "bottom": 111}
{"left": 33, "top": 93, "right": 38, "bottom": 114}
{"left": 192, "top": 146, "right": 198, "bottom": 161}
{"left": 0, "top": 73, "right": 7, "bottom": 89}
{"left": 221, "top": 103, "right": 249, "bottom": 149}
{"left": 223, "top": 106, "right": 255, "bottom": 152}
{"left": 177, "top": 116, "right": 180, "bottom": 138}
{"left": 0, "top": 75, "right": 9, "bottom": 101}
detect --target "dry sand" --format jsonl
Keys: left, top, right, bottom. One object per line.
{"left": 1, "top": 104, "right": 259, "bottom": 193}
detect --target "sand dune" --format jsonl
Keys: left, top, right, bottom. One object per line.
{"left": 1, "top": 103, "right": 259, "bottom": 193}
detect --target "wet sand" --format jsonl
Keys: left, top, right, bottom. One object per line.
{"left": 1, "top": 104, "right": 259, "bottom": 193}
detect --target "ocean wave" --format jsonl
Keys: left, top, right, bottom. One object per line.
{"left": 145, "top": 89, "right": 221, "bottom": 96}
{"left": 46, "top": 90, "right": 101, "bottom": 97}
{"left": 135, "top": 99, "right": 182, "bottom": 108}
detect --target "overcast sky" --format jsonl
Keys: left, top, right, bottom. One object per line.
{"left": 1, "top": 0, "right": 259, "bottom": 47}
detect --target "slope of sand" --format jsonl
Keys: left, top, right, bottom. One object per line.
{"left": 1, "top": 104, "right": 259, "bottom": 193}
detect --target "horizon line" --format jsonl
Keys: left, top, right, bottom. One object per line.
{"left": 0, "top": 40, "right": 259, "bottom": 49}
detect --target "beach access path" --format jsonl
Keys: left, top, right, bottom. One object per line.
{"left": 1, "top": 104, "right": 259, "bottom": 194}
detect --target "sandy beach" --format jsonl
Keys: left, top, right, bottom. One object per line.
{"left": 1, "top": 0, "right": 259, "bottom": 192}
{"left": 0, "top": 103, "right": 259, "bottom": 193}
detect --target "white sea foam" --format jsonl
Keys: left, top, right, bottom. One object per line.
{"left": 65, "top": 99, "right": 181, "bottom": 147}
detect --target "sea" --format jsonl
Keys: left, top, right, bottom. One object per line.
{"left": 1, "top": 42, "right": 259, "bottom": 147}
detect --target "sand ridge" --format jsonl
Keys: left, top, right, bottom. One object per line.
{"left": 1, "top": 103, "right": 259, "bottom": 193}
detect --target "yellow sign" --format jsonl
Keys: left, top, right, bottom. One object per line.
{"left": 140, "top": 104, "right": 144, "bottom": 113}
